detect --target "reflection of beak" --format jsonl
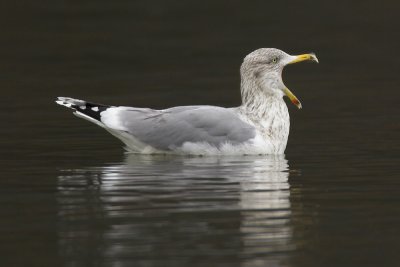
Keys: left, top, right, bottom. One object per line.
{"left": 283, "top": 88, "right": 302, "bottom": 109}
{"left": 288, "top": 53, "right": 319, "bottom": 64}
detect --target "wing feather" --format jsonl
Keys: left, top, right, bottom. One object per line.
{"left": 100, "top": 106, "right": 255, "bottom": 151}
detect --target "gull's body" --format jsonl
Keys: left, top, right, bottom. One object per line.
{"left": 56, "top": 48, "right": 318, "bottom": 155}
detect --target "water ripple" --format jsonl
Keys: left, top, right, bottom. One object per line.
{"left": 57, "top": 155, "right": 292, "bottom": 266}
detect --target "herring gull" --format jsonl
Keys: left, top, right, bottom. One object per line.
{"left": 56, "top": 48, "right": 318, "bottom": 155}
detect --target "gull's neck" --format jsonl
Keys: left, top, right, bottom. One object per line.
{"left": 237, "top": 73, "right": 290, "bottom": 153}
{"left": 238, "top": 75, "right": 286, "bottom": 118}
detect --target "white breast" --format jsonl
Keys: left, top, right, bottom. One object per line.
{"left": 236, "top": 97, "right": 290, "bottom": 154}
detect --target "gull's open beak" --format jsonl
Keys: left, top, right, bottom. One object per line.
{"left": 284, "top": 53, "right": 318, "bottom": 109}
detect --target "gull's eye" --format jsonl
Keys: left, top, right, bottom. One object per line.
{"left": 272, "top": 57, "right": 278, "bottom": 63}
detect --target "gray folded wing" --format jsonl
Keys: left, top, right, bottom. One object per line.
{"left": 100, "top": 106, "right": 256, "bottom": 151}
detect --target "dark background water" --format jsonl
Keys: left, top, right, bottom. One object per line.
{"left": 0, "top": 1, "right": 399, "bottom": 266}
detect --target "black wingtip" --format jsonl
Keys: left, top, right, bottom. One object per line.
{"left": 56, "top": 97, "right": 110, "bottom": 121}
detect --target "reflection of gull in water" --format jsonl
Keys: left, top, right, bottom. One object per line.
{"left": 238, "top": 158, "right": 291, "bottom": 266}
{"left": 57, "top": 155, "right": 291, "bottom": 266}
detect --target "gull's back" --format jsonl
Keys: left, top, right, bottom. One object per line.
{"left": 56, "top": 97, "right": 256, "bottom": 154}
{"left": 102, "top": 105, "right": 256, "bottom": 152}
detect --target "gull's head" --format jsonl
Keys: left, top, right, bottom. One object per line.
{"left": 240, "top": 48, "right": 318, "bottom": 109}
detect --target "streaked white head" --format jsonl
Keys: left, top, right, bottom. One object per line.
{"left": 240, "top": 48, "right": 318, "bottom": 109}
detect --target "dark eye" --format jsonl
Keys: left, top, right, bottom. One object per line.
{"left": 272, "top": 57, "right": 278, "bottom": 63}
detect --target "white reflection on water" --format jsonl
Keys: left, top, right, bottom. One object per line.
{"left": 57, "top": 154, "right": 292, "bottom": 267}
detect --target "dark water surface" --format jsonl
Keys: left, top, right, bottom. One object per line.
{"left": 1, "top": 1, "right": 399, "bottom": 266}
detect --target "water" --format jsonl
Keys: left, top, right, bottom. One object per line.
{"left": 1, "top": 1, "right": 399, "bottom": 266}
{"left": 58, "top": 155, "right": 291, "bottom": 267}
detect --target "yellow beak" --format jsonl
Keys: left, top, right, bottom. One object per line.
{"left": 283, "top": 88, "right": 302, "bottom": 109}
{"left": 284, "top": 53, "right": 318, "bottom": 109}
{"left": 288, "top": 53, "right": 319, "bottom": 64}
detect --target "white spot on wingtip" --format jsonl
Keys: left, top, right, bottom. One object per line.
{"left": 92, "top": 107, "right": 99, "bottom": 112}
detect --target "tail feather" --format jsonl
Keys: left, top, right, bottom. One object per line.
{"left": 56, "top": 96, "right": 111, "bottom": 122}
{"left": 56, "top": 96, "right": 143, "bottom": 151}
